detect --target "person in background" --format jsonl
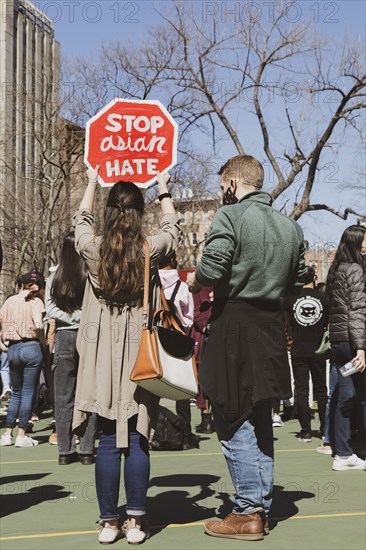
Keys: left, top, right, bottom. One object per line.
{"left": 46, "top": 264, "right": 58, "bottom": 443}
{"left": 19, "top": 270, "right": 46, "bottom": 424}
{"left": 158, "top": 254, "right": 199, "bottom": 450}
{"left": 317, "top": 364, "right": 337, "bottom": 455}
{"left": 73, "top": 167, "right": 181, "bottom": 544}
{"left": 0, "top": 339, "right": 11, "bottom": 406}
{"left": 326, "top": 225, "right": 366, "bottom": 471}
{"left": 316, "top": 282, "right": 326, "bottom": 292}
{"left": 0, "top": 272, "right": 46, "bottom": 447}
{"left": 190, "top": 286, "right": 215, "bottom": 434}
{"left": 271, "top": 399, "right": 283, "bottom": 428}
{"left": 46, "top": 231, "right": 97, "bottom": 465}
{"left": 284, "top": 266, "right": 329, "bottom": 443}
{"left": 158, "top": 253, "right": 194, "bottom": 333}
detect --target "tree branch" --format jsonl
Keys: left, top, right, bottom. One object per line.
{"left": 301, "top": 204, "right": 366, "bottom": 221}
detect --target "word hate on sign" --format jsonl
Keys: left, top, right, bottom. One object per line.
{"left": 84, "top": 99, "right": 178, "bottom": 188}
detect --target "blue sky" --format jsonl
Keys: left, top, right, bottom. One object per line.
{"left": 36, "top": 0, "right": 366, "bottom": 54}
{"left": 35, "top": 0, "right": 365, "bottom": 249}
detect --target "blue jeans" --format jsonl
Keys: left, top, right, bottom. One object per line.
{"left": 95, "top": 416, "right": 150, "bottom": 521}
{"left": 6, "top": 341, "right": 43, "bottom": 430}
{"left": 213, "top": 400, "right": 274, "bottom": 516}
{"left": 0, "top": 351, "right": 11, "bottom": 390}
{"left": 323, "top": 364, "right": 338, "bottom": 445}
{"left": 331, "top": 342, "right": 366, "bottom": 456}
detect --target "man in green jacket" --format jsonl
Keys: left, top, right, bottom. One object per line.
{"left": 188, "top": 154, "right": 306, "bottom": 540}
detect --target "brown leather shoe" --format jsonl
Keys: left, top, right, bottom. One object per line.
{"left": 204, "top": 512, "right": 264, "bottom": 541}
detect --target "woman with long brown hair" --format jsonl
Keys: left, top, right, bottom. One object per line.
{"left": 72, "top": 166, "right": 180, "bottom": 544}
{"left": 45, "top": 231, "right": 97, "bottom": 465}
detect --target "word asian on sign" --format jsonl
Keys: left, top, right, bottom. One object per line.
{"left": 84, "top": 99, "right": 178, "bottom": 187}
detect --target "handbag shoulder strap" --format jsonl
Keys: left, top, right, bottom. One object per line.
{"left": 142, "top": 240, "right": 150, "bottom": 328}
{"left": 170, "top": 280, "right": 182, "bottom": 306}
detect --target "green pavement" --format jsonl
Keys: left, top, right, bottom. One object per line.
{"left": 0, "top": 408, "right": 365, "bottom": 550}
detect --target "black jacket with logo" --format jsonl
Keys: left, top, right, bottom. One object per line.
{"left": 284, "top": 288, "right": 329, "bottom": 357}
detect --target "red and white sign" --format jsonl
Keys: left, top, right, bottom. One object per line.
{"left": 84, "top": 99, "right": 178, "bottom": 188}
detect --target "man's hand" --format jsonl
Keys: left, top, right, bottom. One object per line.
{"left": 187, "top": 272, "right": 202, "bottom": 294}
{"left": 87, "top": 165, "right": 99, "bottom": 183}
{"left": 352, "top": 349, "right": 365, "bottom": 372}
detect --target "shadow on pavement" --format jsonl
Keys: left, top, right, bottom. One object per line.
{"left": 0, "top": 473, "right": 71, "bottom": 518}
{"left": 118, "top": 473, "right": 221, "bottom": 537}
{"left": 269, "top": 484, "right": 315, "bottom": 530}
{"left": 214, "top": 483, "right": 315, "bottom": 532}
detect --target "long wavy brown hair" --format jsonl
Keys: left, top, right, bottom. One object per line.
{"left": 51, "top": 231, "right": 88, "bottom": 313}
{"left": 98, "top": 181, "right": 145, "bottom": 304}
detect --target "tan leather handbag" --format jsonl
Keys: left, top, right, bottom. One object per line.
{"left": 130, "top": 241, "right": 198, "bottom": 400}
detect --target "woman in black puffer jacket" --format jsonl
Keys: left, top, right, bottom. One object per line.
{"left": 326, "top": 225, "right": 366, "bottom": 471}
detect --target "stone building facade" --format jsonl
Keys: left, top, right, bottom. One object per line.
{"left": 0, "top": 0, "right": 60, "bottom": 299}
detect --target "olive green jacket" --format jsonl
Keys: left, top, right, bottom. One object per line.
{"left": 196, "top": 191, "right": 306, "bottom": 301}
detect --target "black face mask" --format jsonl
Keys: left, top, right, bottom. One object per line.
{"left": 223, "top": 187, "right": 238, "bottom": 206}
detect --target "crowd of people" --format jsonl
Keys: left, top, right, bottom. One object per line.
{"left": 0, "top": 154, "right": 365, "bottom": 543}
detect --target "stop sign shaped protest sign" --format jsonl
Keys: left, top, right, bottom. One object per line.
{"left": 85, "top": 99, "right": 178, "bottom": 188}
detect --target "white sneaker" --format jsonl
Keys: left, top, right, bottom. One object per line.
{"left": 122, "top": 520, "right": 149, "bottom": 544}
{"left": 299, "top": 432, "right": 312, "bottom": 442}
{"left": 272, "top": 414, "right": 283, "bottom": 427}
{"left": 0, "top": 434, "right": 13, "bottom": 446}
{"left": 15, "top": 436, "right": 39, "bottom": 447}
{"left": 332, "top": 454, "right": 365, "bottom": 471}
{"left": 98, "top": 521, "right": 122, "bottom": 544}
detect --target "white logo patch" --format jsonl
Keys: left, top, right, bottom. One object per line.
{"left": 293, "top": 296, "right": 323, "bottom": 327}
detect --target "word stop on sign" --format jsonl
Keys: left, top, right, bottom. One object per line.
{"left": 85, "top": 99, "right": 178, "bottom": 188}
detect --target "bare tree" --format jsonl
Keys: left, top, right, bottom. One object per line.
{"left": 68, "top": 0, "right": 365, "bottom": 223}
{"left": 0, "top": 70, "right": 97, "bottom": 296}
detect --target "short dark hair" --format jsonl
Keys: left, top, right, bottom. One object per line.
{"left": 159, "top": 252, "right": 177, "bottom": 270}
{"left": 304, "top": 266, "right": 316, "bottom": 285}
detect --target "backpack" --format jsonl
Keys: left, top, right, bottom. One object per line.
{"left": 150, "top": 406, "right": 183, "bottom": 450}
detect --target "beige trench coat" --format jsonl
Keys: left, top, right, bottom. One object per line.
{"left": 72, "top": 209, "right": 181, "bottom": 448}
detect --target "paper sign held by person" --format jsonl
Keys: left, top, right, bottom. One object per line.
{"left": 85, "top": 99, "right": 178, "bottom": 187}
